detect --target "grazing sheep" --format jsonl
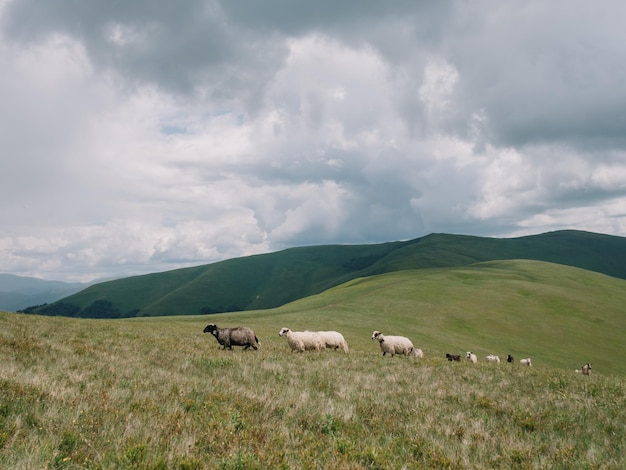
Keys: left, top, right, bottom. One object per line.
{"left": 278, "top": 327, "right": 324, "bottom": 352}
{"left": 576, "top": 363, "right": 592, "bottom": 375}
{"left": 317, "top": 331, "right": 349, "bottom": 352}
{"left": 466, "top": 352, "right": 478, "bottom": 363}
{"left": 486, "top": 354, "right": 501, "bottom": 364}
{"left": 446, "top": 353, "right": 461, "bottom": 362}
{"left": 203, "top": 324, "right": 260, "bottom": 350}
{"left": 371, "top": 331, "right": 415, "bottom": 357}
{"left": 520, "top": 358, "right": 532, "bottom": 366}
{"left": 411, "top": 348, "right": 424, "bottom": 358}
{"left": 507, "top": 354, "right": 514, "bottom": 364}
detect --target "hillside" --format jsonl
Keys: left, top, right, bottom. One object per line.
{"left": 253, "top": 259, "right": 626, "bottom": 375}
{"left": 2, "top": 259, "right": 626, "bottom": 467}
{"left": 34, "top": 229, "right": 626, "bottom": 318}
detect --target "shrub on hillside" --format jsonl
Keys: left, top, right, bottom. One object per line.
{"left": 80, "top": 299, "right": 121, "bottom": 318}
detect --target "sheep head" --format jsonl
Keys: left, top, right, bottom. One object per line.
{"left": 278, "top": 327, "right": 291, "bottom": 337}
{"left": 203, "top": 324, "right": 218, "bottom": 334}
{"left": 371, "top": 331, "right": 384, "bottom": 342}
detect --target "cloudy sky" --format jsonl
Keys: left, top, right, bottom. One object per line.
{"left": 1, "top": 1, "right": 626, "bottom": 282}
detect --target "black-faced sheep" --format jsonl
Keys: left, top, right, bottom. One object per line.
{"left": 278, "top": 328, "right": 324, "bottom": 352}
{"left": 446, "top": 353, "right": 461, "bottom": 362}
{"left": 466, "top": 351, "right": 478, "bottom": 363}
{"left": 507, "top": 354, "right": 514, "bottom": 363}
{"left": 203, "top": 324, "right": 260, "bottom": 350}
{"left": 486, "top": 354, "right": 501, "bottom": 364}
{"left": 317, "top": 331, "right": 349, "bottom": 352}
{"left": 520, "top": 358, "right": 532, "bottom": 366}
{"left": 371, "top": 331, "right": 415, "bottom": 357}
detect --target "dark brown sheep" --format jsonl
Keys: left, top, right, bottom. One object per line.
{"left": 203, "top": 324, "right": 260, "bottom": 350}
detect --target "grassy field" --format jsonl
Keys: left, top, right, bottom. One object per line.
{"left": 2, "top": 260, "right": 626, "bottom": 468}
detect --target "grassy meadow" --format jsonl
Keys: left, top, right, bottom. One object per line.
{"left": 2, "top": 260, "right": 626, "bottom": 468}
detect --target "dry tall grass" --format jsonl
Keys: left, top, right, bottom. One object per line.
{"left": 1, "top": 312, "right": 625, "bottom": 469}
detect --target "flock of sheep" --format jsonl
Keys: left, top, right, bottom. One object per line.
{"left": 454, "top": 352, "right": 533, "bottom": 367}
{"left": 203, "top": 324, "right": 592, "bottom": 375}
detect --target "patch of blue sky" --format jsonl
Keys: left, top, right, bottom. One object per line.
{"left": 160, "top": 125, "right": 188, "bottom": 135}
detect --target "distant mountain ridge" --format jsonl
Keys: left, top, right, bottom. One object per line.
{"left": 0, "top": 274, "right": 86, "bottom": 312}
{"left": 26, "top": 229, "right": 626, "bottom": 318}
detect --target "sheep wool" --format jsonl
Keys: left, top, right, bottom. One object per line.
{"left": 203, "top": 324, "right": 260, "bottom": 350}
{"left": 486, "top": 354, "right": 501, "bottom": 364}
{"left": 317, "top": 331, "right": 349, "bottom": 352}
{"left": 371, "top": 331, "right": 415, "bottom": 357}
{"left": 278, "top": 328, "right": 324, "bottom": 352}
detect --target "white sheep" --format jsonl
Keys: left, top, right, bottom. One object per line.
{"left": 317, "top": 331, "right": 349, "bottom": 352}
{"left": 520, "top": 358, "right": 532, "bottom": 366}
{"left": 575, "top": 363, "right": 592, "bottom": 375}
{"left": 466, "top": 352, "right": 478, "bottom": 363}
{"left": 278, "top": 327, "right": 323, "bottom": 352}
{"left": 486, "top": 354, "right": 501, "bottom": 364}
{"left": 371, "top": 331, "right": 415, "bottom": 357}
{"left": 411, "top": 348, "right": 424, "bottom": 358}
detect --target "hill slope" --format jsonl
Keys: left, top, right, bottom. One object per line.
{"left": 38, "top": 229, "right": 626, "bottom": 318}
{"left": 2, "top": 286, "right": 625, "bottom": 468}
{"left": 201, "top": 259, "right": 626, "bottom": 376}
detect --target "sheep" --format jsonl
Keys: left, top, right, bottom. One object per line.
{"left": 446, "top": 353, "right": 461, "bottom": 362}
{"left": 317, "top": 330, "right": 349, "bottom": 352}
{"left": 371, "top": 331, "right": 415, "bottom": 357}
{"left": 507, "top": 354, "right": 514, "bottom": 364}
{"left": 486, "top": 354, "right": 501, "bottom": 364}
{"left": 576, "top": 363, "right": 592, "bottom": 375}
{"left": 412, "top": 348, "right": 424, "bottom": 358}
{"left": 203, "top": 324, "right": 260, "bottom": 350}
{"left": 520, "top": 358, "right": 532, "bottom": 366}
{"left": 466, "top": 352, "right": 478, "bottom": 363}
{"left": 278, "top": 327, "right": 324, "bottom": 352}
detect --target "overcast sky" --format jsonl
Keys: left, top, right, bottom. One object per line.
{"left": 1, "top": 1, "right": 626, "bottom": 282}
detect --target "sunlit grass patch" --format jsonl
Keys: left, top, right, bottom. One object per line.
{"left": 1, "top": 310, "right": 625, "bottom": 468}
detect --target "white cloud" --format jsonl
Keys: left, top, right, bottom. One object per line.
{"left": 1, "top": 1, "right": 626, "bottom": 281}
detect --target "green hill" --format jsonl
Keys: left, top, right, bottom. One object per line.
{"left": 34, "top": 229, "right": 626, "bottom": 318}
{"left": 247, "top": 259, "right": 626, "bottom": 375}
{"left": 3, "top": 262, "right": 626, "bottom": 469}
{"left": 3, "top": 258, "right": 626, "bottom": 466}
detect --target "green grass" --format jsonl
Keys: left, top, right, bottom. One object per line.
{"left": 2, "top": 259, "right": 626, "bottom": 468}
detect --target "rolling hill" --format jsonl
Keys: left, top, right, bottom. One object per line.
{"left": 31, "top": 229, "right": 626, "bottom": 318}
{"left": 218, "top": 258, "right": 626, "bottom": 375}
{"left": 2, "top": 259, "right": 626, "bottom": 469}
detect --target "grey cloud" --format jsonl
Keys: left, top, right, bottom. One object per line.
{"left": 2, "top": 1, "right": 626, "bottom": 282}
{"left": 1, "top": 0, "right": 285, "bottom": 102}
{"left": 444, "top": 2, "right": 626, "bottom": 148}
